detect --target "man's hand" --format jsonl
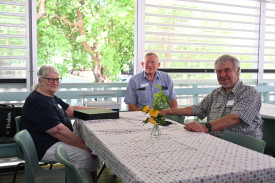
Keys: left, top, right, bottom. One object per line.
{"left": 159, "top": 109, "right": 169, "bottom": 116}
{"left": 128, "top": 103, "right": 141, "bottom": 111}
{"left": 184, "top": 122, "right": 208, "bottom": 133}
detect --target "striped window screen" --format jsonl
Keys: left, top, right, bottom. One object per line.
{"left": 137, "top": 0, "right": 274, "bottom": 84}
{"left": 264, "top": 0, "right": 275, "bottom": 81}
{"left": 0, "top": 0, "right": 32, "bottom": 91}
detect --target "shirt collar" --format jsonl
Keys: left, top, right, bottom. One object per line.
{"left": 230, "top": 79, "right": 241, "bottom": 94}
{"left": 143, "top": 70, "right": 160, "bottom": 80}
{"left": 218, "top": 79, "right": 241, "bottom": 95}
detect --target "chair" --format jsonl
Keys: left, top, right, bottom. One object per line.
{"left": 221, "top": 131, "right": 266, "bottom": 153}
{"left": 14, "top": 116, "right": 24, "bottom": 160}
{"left": 14, "top": 130, "right": 65, "bottom": 183}
{"left": 165, "top": 115, "right": 185, "bottom": 124}
{"left": 12, "top": 116, "right": 25, "bottom": 183}
{"left": 55, "top": 144, "right": 93, "bottom": 183}
{"left": 14, "top": 116, "right": 57, "bottom": 167}
{"left": 13, "top": 116, "right": 57, "bottom": 183}
{"left": 262, "top": 118, "right": 275, "bottom": 156}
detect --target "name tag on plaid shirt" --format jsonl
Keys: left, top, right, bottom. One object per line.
{"left": 226, "top": 100, "right": 234, "bottom": 107}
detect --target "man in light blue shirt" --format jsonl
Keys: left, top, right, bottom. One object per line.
{"left": 124, "top": 52, "right": 178, "bottom": 111}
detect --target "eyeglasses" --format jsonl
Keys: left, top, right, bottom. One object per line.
{"left": 144, "top": 61, "right": 157, "bottom": 65}
{"left": 215, "top": 68, "right": 234, "bottom": 75}
{"left": 43, "top": 77, "right": 62, "bottom": 83}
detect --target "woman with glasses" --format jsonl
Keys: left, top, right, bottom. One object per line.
{"left": 21, "top": 65, "right": 100, "bottom": 183}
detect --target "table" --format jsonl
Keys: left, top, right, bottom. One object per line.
{"left": 260, "top": 103, "right": 275, "bottom": 120}
{"left": 261, "top": 103, "right": 275, "bottom": 156}
{"left": 74, "top": 111, "right": 275, "bottom": 183}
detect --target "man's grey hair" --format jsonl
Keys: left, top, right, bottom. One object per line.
{"left": 32, "top": 65, "right": 60, "bottom": 90}
{"left": 144, "top": 52, "right": 159, "bottom": 62}
{"left": 215, "top": 54, "right": 240, "bottom": 72}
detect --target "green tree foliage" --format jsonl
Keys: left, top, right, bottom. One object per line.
{"left": 37, "top": 0, "right": 134, "bottom": 82}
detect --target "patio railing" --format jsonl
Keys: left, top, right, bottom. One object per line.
{"left": 1, "top": 82, "right": 275, "bottom": 111}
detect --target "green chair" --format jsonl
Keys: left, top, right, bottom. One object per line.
{"left": 14, "top": 130, "right": 65, "bottom": 183}
{"left": 12, "top": 116, "right": 25, "bottom": 183}
{"left": 262, "top": 118, "right": 275, "bottom": 156}
{"left": 55, "top": 144, "right": 93, "bottom": 183}
{"left": 13, "top": 116, "right": 57, "bottom": 183}
{"left": 165, "top": 115, "right": 185, "bottom": 124}
{"left": 14, "top": 116, "right": 24, "bottom": 160}
{"left": 14, "top": 116, "right": 57, "bottom": 169}
{"left": 221, "top": 131, "right": 266, "bottom": 153}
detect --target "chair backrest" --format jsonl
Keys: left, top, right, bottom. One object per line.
{"left": 55, "top": 144, "right": 92, "bottom": 183}
{"left": 14, "top": 116, "right": 22, "bottom": 132}
{"left": 14, "top": 116, "right": 24, "bottom": 160}
{"left": 14, "top": 130, "right": 43, "bottom": 183}
{"left": 165, "top": 115, "right": 185, "bottom": 124}
{"left": 14, "top": 130, "right": 65, "bottom": 183}
{"left": 221, "top": 131, "right": 266, "bottom": 153}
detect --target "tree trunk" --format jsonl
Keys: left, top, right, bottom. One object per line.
{"left": 92, "top": 52, "right": 105, "bottom": 83}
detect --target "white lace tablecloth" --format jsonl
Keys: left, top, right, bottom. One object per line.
{"left": 74, "top": 111, "right": 275, "bottom": 183}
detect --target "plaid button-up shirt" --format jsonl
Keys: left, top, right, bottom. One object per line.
{"left": 192, "top": 80, "right": 263, "bottom": 138}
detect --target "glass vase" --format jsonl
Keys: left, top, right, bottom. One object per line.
{"left": 151, "top": 124, "right": 161, "bottom": 137}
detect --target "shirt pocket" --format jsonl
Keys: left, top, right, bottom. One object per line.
{"left": 137, "top": 90, "right": 149, "bottom": 105}
{"left": 161, "top": 86, "right": 169, "bottom": 96}
{"left": 209, "top": 102, "right": 223, "bottom": 120}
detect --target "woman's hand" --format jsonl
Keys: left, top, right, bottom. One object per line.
{"left": 83, "top": 146, "right": 97, "bottom": 159}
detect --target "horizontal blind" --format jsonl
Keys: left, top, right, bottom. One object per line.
{"left": 0, "top": 0, "right": 28, "bottom": 82}
{"left": 264, "top": 0, "right": 275, "bottom": 81}
{"left": 144, "top": 0, "right": 261, "bottom": 82}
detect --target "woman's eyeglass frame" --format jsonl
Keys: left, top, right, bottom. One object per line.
{"left": 42, "top": 77, "right": 62, "bottom": 83}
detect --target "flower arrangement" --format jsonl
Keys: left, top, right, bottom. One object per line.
{"left": 142, "top": 84, "right": 169, "bottom": 126}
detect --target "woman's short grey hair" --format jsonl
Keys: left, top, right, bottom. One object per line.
{"left": 215, "top": 54, "right": 240, "bottom": 72}
{"left": 32, "top": 65, "right": 60, "bottom": 91}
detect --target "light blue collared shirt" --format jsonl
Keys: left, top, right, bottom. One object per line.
{"left": 124, "top": 70, "right": 177, "bottom": 109}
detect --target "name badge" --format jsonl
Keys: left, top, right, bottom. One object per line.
{"left": 226, "top": 100, "right": 234, "bottom": 106}
{"left": 141, "top": 83, "right": 149, "bottom": 88}
{"left": 58, "top": 104, "right": 62, "bottom": 109}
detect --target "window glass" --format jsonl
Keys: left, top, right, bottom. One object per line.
{"left": 0, "top": 15, "right": 25, "bottom": 24}
{"left": 264, "top": 2, "right": 275, "bottom": 71}
{"left": 144, "top": 0, "right": 261, "bottom": 82}
{"left": 0, "top": 26, "right": 26, "bottom": 35}
{"left": 0, "top": 0, "right": 28, "bottom": 91}
{"left": 0, "top": 70, "right": 26, "bottom": 78}
{"left": 0, "top": 4, "right": 25, "bottom": 13}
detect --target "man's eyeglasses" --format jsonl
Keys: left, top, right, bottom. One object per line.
{"left": 43, "top": 77, "right": 62, "bottom": 83}
{"left": 144, "top": 61, "right": 157, "bottom": 65}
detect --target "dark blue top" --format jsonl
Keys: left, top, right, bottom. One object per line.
{"left": 21, "top": 90, "right": 72, "bottom": 160}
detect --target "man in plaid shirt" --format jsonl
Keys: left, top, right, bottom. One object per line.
{"left": 160, "top": 54, "right": 262, "bottom": 139}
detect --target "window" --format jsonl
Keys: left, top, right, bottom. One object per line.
{"left": 263, "top": 0, "right": 275, "bottom": 81}
{"left": 0, "top": 0, "right": 36, "bottom": 92}
{"left": 136, "top": 0, "right": 275, "bottom": 85}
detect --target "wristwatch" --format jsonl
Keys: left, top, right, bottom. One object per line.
{"left": 205, "top": 123, "right": 212, "bottom": 132}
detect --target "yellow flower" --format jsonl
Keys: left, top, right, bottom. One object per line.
{"left": 148, "top": 117, "right": 157, "bottom": 125}
{"left": 143, "top": 105, "right": 150, "bottom": 113}
{"left": 149, "top": 108, "right": 159, "bottom": 117}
